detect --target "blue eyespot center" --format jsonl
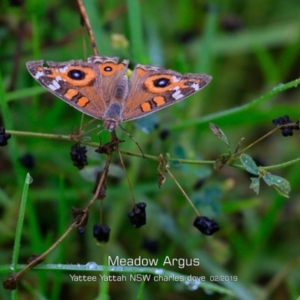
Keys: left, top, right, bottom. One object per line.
{"left": 153, "top": 78, "right": 170, "bottom": 88}
{"left": 68, "top": 69, "right": 85, "bottom": 80}
{"left": 104, "top": 66, "right": 113, "bottom": 72}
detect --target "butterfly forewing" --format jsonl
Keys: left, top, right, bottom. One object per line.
{"left": 26, "top": 59, "right": 108, "bottom": 119}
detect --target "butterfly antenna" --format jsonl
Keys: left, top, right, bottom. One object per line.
{"left": 77, "top": 0, "right": 99, "bottom": 55}
{"left": 119, "top": 124, "right": 145, "bottom": 158}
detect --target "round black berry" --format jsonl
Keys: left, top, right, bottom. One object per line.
{"left": 272, "top": 115, "right": 299, "bottom": 137}
{"left": 19, "top": 153, "right": 35, "bottom": 169}
{"left": 141, "top": 237, "right": 159, "bottom": 254}
{"left": 128, "top": 202, "right": 147, "bottom": 228}
{"left": 0, "top": 127, "right": 11, "bottom": 146}
{"left": 159, "top": 129, "right": 170, "bottom": 140}
{"left": 77, "top": 227, "right": 86, "bottom": 234}
{"left": 93, "top": 224, "right": 110, "bottom": 243}
{"left": 193, "top": 216, "right": 220, "bottom": 236}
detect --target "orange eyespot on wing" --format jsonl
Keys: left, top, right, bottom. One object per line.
{"left": 98, "top": 62, "right": 126, "bottom": 76}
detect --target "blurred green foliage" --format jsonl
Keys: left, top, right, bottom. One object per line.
{"left": 1, "top": 0, "right": 300, "bottom": 299}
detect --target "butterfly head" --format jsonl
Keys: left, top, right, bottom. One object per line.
{"left": 104, "top": 119, "right": 119, "bottom": 132}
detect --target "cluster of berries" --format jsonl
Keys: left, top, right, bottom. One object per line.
{"left": 128, "top": 202, "right": 147, "bottom": 228}
{"left": 93, "top": 224, "right": 111, "bottom": 243}
{"left": 272, "top": 115, "right": 300, "bottom": 137}
{"left": 70, "top": 143, "right": 88, "bottom": 169}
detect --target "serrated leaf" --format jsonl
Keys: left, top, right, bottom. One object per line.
{"left": 240, "top": 154, "right": 259, "bottom": 175}
{"left": 250, "top": 177, "right": 260, "bottom": 194}
{"left": 263, "top": 173, "right": 291, "bottom": 197}
{"left": 209, "top": 123, "right": 229, "bottom": 145}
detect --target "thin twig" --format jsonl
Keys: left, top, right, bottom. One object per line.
{"left": 77, "top": 0, "right": 99, "bottom": 55}
{"left": 165, "top": 167, "right": 199, "bottom": 216}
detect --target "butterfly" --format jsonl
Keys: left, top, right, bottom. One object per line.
{"left": 27, "top": 56, "right": 212, "bottom": 131}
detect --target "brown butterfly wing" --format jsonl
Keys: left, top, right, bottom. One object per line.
{"left": 26, "top": 56, "right": 129, "bottom": 121}
{"left": 122, "top": 64, "right": 212, "bottom": 122}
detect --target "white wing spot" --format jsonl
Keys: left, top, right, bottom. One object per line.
{"left": 58, "top": 66, "right": 69, "bottom": 73}
{"left": 172, "top": 89, "right": 183, "bottom": 100}
{"left": 191, "top": 83, "right": 200, "bottom": 91}
{"left": 56, "top": 75, "right": 64, "bottom": 82}
{"left": 34, "top": 71, "right": 44, "bottom": 79}
{"left": 172, "top": 76, "right": 180, "bottom": 82}
{"left": 49, "top": 79, "right": 61, "bottom": 91}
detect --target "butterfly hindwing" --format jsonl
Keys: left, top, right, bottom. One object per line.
{"left": 122, "top": 64, "right": 212, "bottom": 121}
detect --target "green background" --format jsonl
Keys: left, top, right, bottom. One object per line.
{"left": 1, "top": 0, "right": 300, "bottom": 299}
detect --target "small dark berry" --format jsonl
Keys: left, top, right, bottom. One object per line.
{"left": 193, "top": 178, "right": 205, "bottom": 190}
{"left": 77, "top": 227, "right": 86, "bottom": 234}
{"left": 93, "top": 224, "right": 110, "bottom": 243}
{"left": 142, "top": 237, "right": 159, "bottom": 254}
{"left": 128, "top": 202, "right": 147, "bottom": 228}
{"left": 0, "top": 127, "right": 11, "bottom": 146}
{"left": 272, "top": 115, "right": 299, "bottom": 137}
{"left": 70, "top": 143, "right": 88, "bottom": 170}
{"left": 19, "top": 153, "right": 35, "bottom": 169}
{"left": 159, "top": 129, "right": 170, "bottom": 140}
{"left": 193, "top": 216, "right": 220, "bottom": 235}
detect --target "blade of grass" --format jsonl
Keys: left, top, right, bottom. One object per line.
{"left": 25, "top": 191, "right": 48, "bottom": 294}
{"left": 253, "top": 45, "right": 280, "bottom": 83}
{"left": 196, "top": 6, "right": 218, "bottom": 73}
{"left": 205, "top": 22, "right": 300, "bottom": 56}
{"left": 126, "top": 0, "right": 148, "bottom": 64}
{"left": 6, "top": 86, "right": 46, "bottom": 103}
{"left": 11, "top": 174, "right": 32, "bottom": 271}
{"left": 136, "top": 281, "right": 145, "bottom": 300}
{"left": 97, "top": 256, "right": 110, "bottom": 300}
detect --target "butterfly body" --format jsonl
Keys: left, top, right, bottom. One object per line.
{"left": 26, "top": 56, "right": 212, "bottom": 131}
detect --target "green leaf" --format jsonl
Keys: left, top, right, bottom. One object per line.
{"left": 263, "top": 174, "right": 291, "bottom": 197}
{"left": 250, "top": 177, "right": 260, "bottom": 194}
{"left": 240, "top": 154, "right": 259, "bottom": 175}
